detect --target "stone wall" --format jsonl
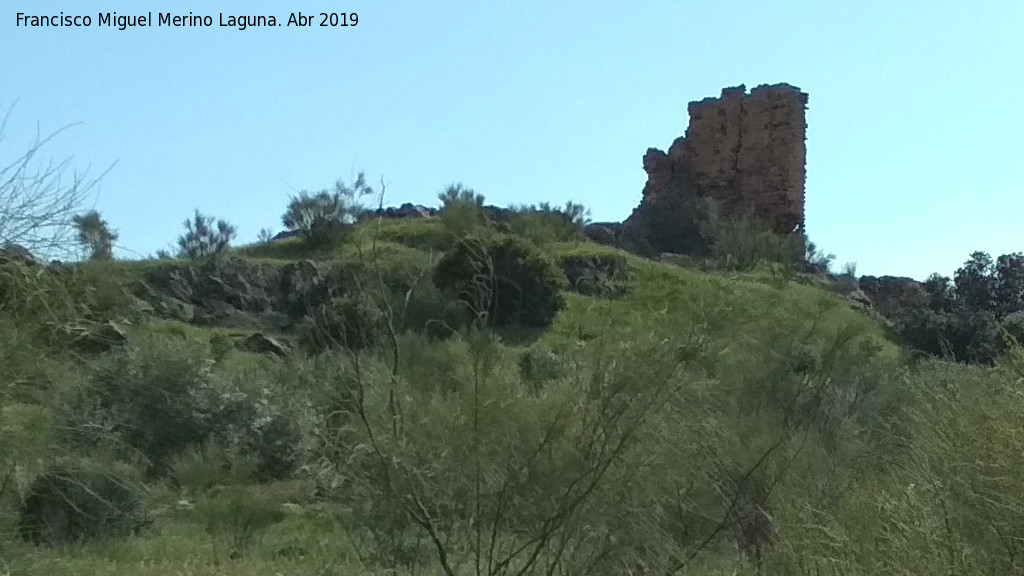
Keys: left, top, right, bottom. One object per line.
{"left": 628, "top": 83, "right": 808, "bottom": 247}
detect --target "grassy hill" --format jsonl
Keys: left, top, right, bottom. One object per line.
{"left": 2, "top": 215, "right": 1022, "bottom": 576}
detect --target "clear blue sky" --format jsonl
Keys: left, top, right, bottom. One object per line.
{"left": 2, "top": 0, "right": 1022, "bottom": 279}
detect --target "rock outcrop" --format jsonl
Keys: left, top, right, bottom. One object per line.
{"left": 135, "top": 258, "right": 347, "bottom": 333}
{"left": 627, "top": 83, "right": 808, "bottom": 252}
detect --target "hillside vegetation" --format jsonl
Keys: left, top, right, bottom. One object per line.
{"left": 2, "top": 183, "right": 1024, "bottom": 576}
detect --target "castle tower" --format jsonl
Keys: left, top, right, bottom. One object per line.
{"left": 628, "top": 83, "right": 808, "bottom": 250}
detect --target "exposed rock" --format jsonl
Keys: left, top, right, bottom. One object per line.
{"left": 584, "top": 222, "right": 621, "bottom": 246}
{"left": 133, "top": 257, "right": 352, "bottom": 333}
{"left": 239, "top": 332, "right": 290, "bottom": 357}
{"left": 279, "top": 259, "right": 334, "bottom": 317}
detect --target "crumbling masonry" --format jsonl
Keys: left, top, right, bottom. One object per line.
{"left": 628, "top": 83, "right": 808, "bottom": 242}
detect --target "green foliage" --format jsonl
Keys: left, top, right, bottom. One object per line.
{"left": 257, "top": 227, "right": 274, "bottom": 244}
{"left": 176, "top": 209, "right": 236, "bottom": 260}
{"left": 282, "top": 173, "right": 372, "bottom": 247}
{"left": 517, "top": 347, "right": 564, "bottom": 388}
{"left": 506, "top": 201, "right": 590, "bottom": 245}
{"left": 168, "top": 440, "right": 256, "bottom": 495}
{"left": 72, "top": 210, "right": 118, "bottom": 261}
{"left": 299, "top": 292, "right": 386, "bottom": 352}
{"left": 804, "top": 239, "right": 836, "bottom": 274}
{"left": 194, "top": 485, "right": 285, "bottom": 557}
{"left": 87, "top": 333, "right": 221, "bottom": 473}
{"left": 18, "top": 457, "right": 147, "bottom": 545}
{"left": 437, "top": 181, "right": 484, "bottom": 208}
{"left": 633, "top": 181, "right": 709, "bottom": 256}
{"left": 890, "top": 251, "right": 1024, "bottom": 363}
{"left": 392, "top": 278, "right": 472, "bottom": 338}
{"left": 438, "top": 182, "right": 487, "bottom": 239}
{"left": 998, "top": 312, "right": 1024, "bottom": 353}
{"left": 954, "top": 250, "right": 997, "bottom": 311}
{"left": 702, "top": 205, "right": 803, "bottom": 273}
{"left": 557, "top": 251, "right": 629, "bottom": 298}
{"left": 433, "top": 234, "right": 568, "bottom": 328}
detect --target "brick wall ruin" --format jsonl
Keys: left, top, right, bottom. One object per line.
{"left": 628, "top": 83, "right": 808, "bottom": 246}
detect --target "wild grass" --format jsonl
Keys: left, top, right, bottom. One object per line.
{"left": 3, "top": 215, "right": 1023, "bottom": 575}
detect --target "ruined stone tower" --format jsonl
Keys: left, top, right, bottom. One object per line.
{"left": 627, "top": 83, "right": 808, "bottom": 251}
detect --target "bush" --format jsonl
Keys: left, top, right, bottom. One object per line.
{"left": 393, "top": 280, "right": 472, "bottom": 338}
{"left": 18, "top": 457, "right": 147, "bottom": 544}
{"left": 282, "top": 173, "right": 372, "bottom": 247}
{"left": 558, "top": 252, "right": 629, "bottom": 298}
{"left": 194, "top": 485, "right": 285, "bottom": 557}
{"left": 72, "top": 210, "right": 118, "bottom": 261}
{"left": 437, "top": 183, "right": 486, "bottom": 239}
{"left": 216, "top": 389, "right": 304, "bottom": 482}
{"left": 168, "top": 440, "right": 257, "bottom": 494}
{"left": 433, "top": 234, "right": 567, "bottom": 328}
{"left": 702, "top": 205, "right": 804, "bottom": 272}
{"left": 518, "top": 347, "right": 564, "bottom": 389}
{"left": 176, "top": 209, "right": 237, "bottom": 260}
{"left": 997, "top": 312, "right": 1024, "bottom": 354}
{"left": 299, "top": 292, "right": 386, "bottom": 352}
{"left": 507, "top": 201, "right": 590, "bottom": 245}
{"left": 89, "top": 334, "right": 220, "bottom": 473}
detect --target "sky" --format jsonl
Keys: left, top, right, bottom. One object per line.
{"left": 1, "top": 0, "right": 1022, "bottom": 279}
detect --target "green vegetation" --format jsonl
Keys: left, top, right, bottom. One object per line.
{"left": 72, "top": 210, "right": 118, "bottom": 261}
{"left": 879, "top": 251, "right": 1024, "bottom": 363}
{"left": 176, "top": 209, "right": 238, "bottom": 260}
{"left": 282, "top": 172, "right": 373, "bottom": 247}
{"left": 3, "top": 172, "right": 1024, "bottom": 576}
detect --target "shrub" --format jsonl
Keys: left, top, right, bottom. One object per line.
{"left": 702, "top": 205, "right": 804, "bottom": 272}
{"left": 507, "top": 201, "right": 590, "bottom": 245}
{"left": 282, "top": 173, "right": 372, "bottom": 247}
{"left": 437, "top": 183, "right": 486, "bottom": 239}
{"left": 433, "top": 234, "right": 567, "bottom": 328}
{"left": 299, "top": 292, "right": 386, "bottom": 352}
{"left": 18, "top": 457, "right": 148, "bottom": 544}
{"left": 518, "top": 347, "right": 564, "bottom": 388}
{"left": 558, "top": 252, "right": 629, "bottom": 298}
{"left": 72, "top": 210, "right": 118, "bottom": 261}
{"left": 194, "top": 485, "right": 285, "bottom": 557}
{"left": 997, "top": 312, "right": 1024, "bottom": 354}
{"left": 393, "top": 280, "right": 472, "bottom": 339}
{"left": 89, "top": 334, "right": 219, "bottom": 473}
{"left": 176, "top": 209, "right": 237, "bottom": 260}
{"left": 216, "top": 389, "right": 304, "bottom": 482}
{"left": 257, "top": 227, "right": 274, "bottom": 244}
{"left": 168, "top": 440, "right": 257, "bottom": 494}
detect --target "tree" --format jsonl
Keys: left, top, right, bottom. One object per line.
{"left": 0, "top": 103, "right": 112, "bottom": 260}
{"left": 176, "top": 209, "right": 236, "bottom": 260}
{"left": 72, "top": 210, "right": 117, "bottom": 261}
{"left": 282, "top": 173, "right": 372, "bottom": 246}
{"left": 954, "top": 251, "right": 996, "bottom": 312}
{"left": 994, "top": 252, "right": 1024, "bottom": 317}
{"left": 922, "top": 273, "right": 956, "bottom": 313}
